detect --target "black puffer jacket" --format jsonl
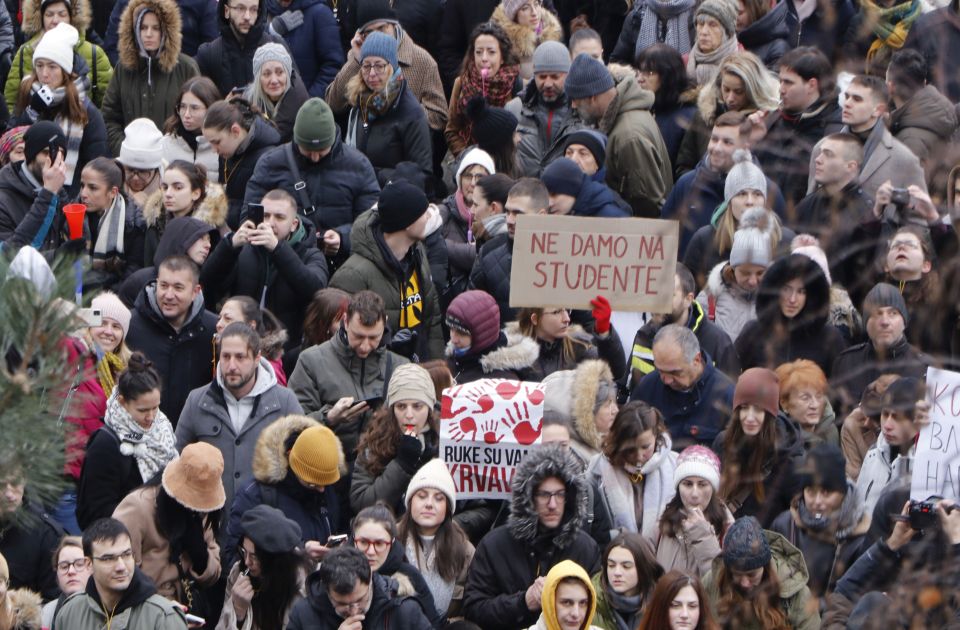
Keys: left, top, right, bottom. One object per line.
{"left": 468, "top": 234, "right": 513, "bottom": 324}
{"left": 376, "top": 538, "right": 443, "bottom": 627}
{"left": 222, "top": 116, "right": 281, "bottom": 230}
{"left": 515, "top": 322, "right": 627, "bottom": 383}
{"left": 830, "top": 336, "right": 930, "bottom": 415}
{"left": 738, "top": 0, "right": 791, "bottom": 70}
{"left": 0, "top": 163, "right": 65, "bottom": 249}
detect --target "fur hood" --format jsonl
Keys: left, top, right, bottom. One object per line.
{"left": 118, "top": 0, "right": 183, "bottom": 72}
{"left": 478, "top": 328, "right": 540, "bottom": 373}
{"left": 252, "top": 414, "right": 346, "bottom": 483}
{"left": 508, "top": 445, "right": 589, "bottom": 549}
{"left": 704, "top": 262, "right": 754, "bottom": 302}
{"left": 22, "top": 0, "right": 92, "bottom": 37}
{"left": 4, "top": 589, "right": 42, "bottom": 630}
{"left": 142, "top": 182, "right": 228, "bottom": 230}
{"left": 542, "top": 360, "right": 614, "bottom": 452}
{"left": 490, "top": 5, "right": 563, "bottom": 61}
{"left": 754, "top": 253, "right": 830, "bottom": 334}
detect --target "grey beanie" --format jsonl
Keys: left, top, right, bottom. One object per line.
{"left": 533, "top": 41, "right": 571, "bottom": 74}
{"left": 253, "top": 43, "right": 293, "bottom": 83}
{"left": 564, "top": 53, "right": 615, "bottom": 100}
{"left": 863, "top": 282, "right": 909, "bottom": 326}
{"left": 722, "top": 516, "right": 772, "bottom": 571}
{"left": 696, "top": 0, "right": 738, "bottom": 37}
{"left": 724, "top": 150, "right": 768, "bottom": 203}
{"left": 729, "top": 207, "right": 774, "bottom": 268}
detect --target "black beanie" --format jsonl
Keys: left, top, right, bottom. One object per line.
{"left": 794, "top": 444, "right": 848, "bottom": 494}
{"left": 466, "top": 97, "right": 518, "bottom": 152}
{"left": 563, "top": 130, "right": 607, "bottom": 166}
{"left": 357, "top": 0, "right": 397, "bottom": 29}
{"left": 379, "top": 181, "right": 428, "bottom": 233}
{"left": 24, "top": 120, "right": 67, "bottom": 164}
{"left": 541, "top": 157, "right": 585, "bottom": 197}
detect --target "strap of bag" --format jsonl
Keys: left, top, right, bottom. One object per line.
{"left": 284, "top": 143, "right": 316, "bottom": 217}
{"left": 90, "top": 44, "right": 99, "bottom": 103}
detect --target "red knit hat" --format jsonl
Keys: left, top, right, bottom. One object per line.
{"left": 446, "top": 290, "right": 501, "bottom": 353}
{"left": 733, "top": 368, "right": 780, "bottom": 416}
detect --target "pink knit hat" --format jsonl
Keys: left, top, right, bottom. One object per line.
{"left": 502, "top": 0, "right": 527, "bottom": 20}
{"left": 674, "top": 445, "right": 721, "bottom": 491}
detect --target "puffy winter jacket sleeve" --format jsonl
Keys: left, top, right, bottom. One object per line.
{"left": 462, "top": 535, "right": 535, "bottom": 629}
{"left": 349, "top": 456, "right": 417, "bottom": 514}
{"left": 271, "top": 238, "right": 329, "bottom": 297}
{"left": 5, "top": 42, "right": 30, "bottom": 111}
{"left": 304, "top": 5, "right": 345, "bottom": 97}
{"left": 88, "top": 42, "right": 114, "bottom": 107}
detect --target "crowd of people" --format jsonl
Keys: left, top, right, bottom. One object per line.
{"left": 2, "top": 0, "right": 960, "bottom": 628}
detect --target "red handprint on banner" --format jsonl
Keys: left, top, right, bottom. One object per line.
{"left": 447, "top": 416, "right": 478, "bottom": 442}
{"left": 442, "top": 380, "right": 545, "bottom": 444}
{"left": 480, "top": 418, "right": 508, "bottom": 444}
{"left": 502, "top": 399, "right": 542, "bottom": 445}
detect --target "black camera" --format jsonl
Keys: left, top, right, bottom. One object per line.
{"left": 909, "top": 500, "right": 938, "bottom": 530}
{"left": 890, "top": 187, "right": 911, "bottom": 207}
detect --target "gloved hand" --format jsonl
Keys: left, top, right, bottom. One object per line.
{"left": 270, "top": 9, "right": 303, "bottom": 36}
{"left": 396, "top": 434, "right": 423, "bottom": 473}
{"left": 590, "top": 295, "right": 611, "bottom": 335}
{"left": 181, "top": 515, "right": 209, "bottom": 575}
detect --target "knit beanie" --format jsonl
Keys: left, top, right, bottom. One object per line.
{"left": 119, "top": 118, "right": 163, "bottom": 170}
{"left": 722, "top": 516, "right": 771, "bottom": 571}
{"left": 724, "top": 150, "right": 767, "bottom": 203}
{"left": 24, "top": 120, "right": 67, "bottom": 164}
{"left": 564, "top": 53, "right": 615, "bottom": 100}
{"left": 240, "top": 504, "right": 303, "bottom": 553}
{"left": 563, "top": 129, "right": 607, "bottom": 166}
{"left": 791, "top": 234, "right": 832, "bottom": 285}
{"left": 0, "top": 126, "right": 26, "bottom": 164}
{"left": 446, "top": 290, "right": 501, "bottom": 353}
{"left": 293, "top": 98, "right": 337, "bottom": 150}
{"left": 356, "top": 0, "right": 398, "bottom": 29}
{"left": 541, "top": 157, "right": 584, "bottom": 198}
{"left": 379, "top": 181, "right": 428, "bottom": 232}
{"left": 533, "top": 41, "right": 571, "bottom": 74}
{"left": 881, "top": 376, "right": 925, "bottom": 415}
{"left": 33, "top": 22, "right": 79, "bottom": 74}
{"left": 455, "top": 147, "right": 496, "bottom": 188}
{"left": 502, "top": 0, "right": 527, "bottom": 21}
{"left": 734, "top": 367, "right": 780, "bottom": 416}
{"left": 466, "top": 97, "right": 518, "bottom": 152}
{"left": 696, "top": 0, "right": 738, "bottom": 37}
{"left": 728, "top": 207, "right": 774, "bottom": 268}
{"left": 862, "top": 282, "right": 909, "bottom": 327}
{"left": 386, "top": 363, "right": 437, "bottom": 408}
{"left": 92, "top": 291, "right": 131, "bottom": 337}
{"left": 794, "top": 444, "right": 847, "bottom": 494}
{"left": 252, "top": 43, "right": 293, "bottom": 85}
{"left": 360, "top": 31, "right": 399, "bottom": 71}
{"left": 405, "top": 458, "right": 457, "bottom": 513}
{"left": 289, "top": 425, "right": 342, "bottom": 487}
{"left": 674, "top": 445, "right": 721, "bottom": 491}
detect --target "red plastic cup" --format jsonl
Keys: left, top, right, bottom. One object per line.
{"left": 63, "top": 203, "right": 87, "bottom": 241}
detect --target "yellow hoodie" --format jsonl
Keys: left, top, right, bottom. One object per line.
{"left": 537, "top": 560, "right": 600, "bottom": 630}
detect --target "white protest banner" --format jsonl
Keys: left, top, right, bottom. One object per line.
{"left": 911, "top": 367, "right": 960, "bottom": 502}
{"left": 440, "top": 379, "right": 544, "bottom": 500}
{"left": 508, "top": 214, "right": 678, "bottom": 312}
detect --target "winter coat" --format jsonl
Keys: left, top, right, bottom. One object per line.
{"left": 840, "top": 408, "right": 877, "bottom": 481}
{"left": 590, "top": 572, "right": 642, "bottom": 630}
{"left": 462, "top": 447, "right": 600, "bottom": 630}
{"left": 0, "top": 588, "right": 41, "bottom": 630}
{"left": 735, "top": 254, "right": 847, "bottom": 376}
{"left": 375, "top": 540, "right": 443, "bottom": 627}
{"left": 631, "top": 355, "right": 735, "bottom": 449}
{"left": 508, "top": 81, "right": 584, "bottom": 178}
{"left": 159, "top": 133, "right": 220, "bottom": 183}
{"left": 5, "top": 0, "right": 112, "bottom": 110}
{"left": 287, "top": 571, "right": 433, "bottom": 630}
{"left": 543, "top": 360, "right": 617, "bottom": 463}
{"left": 262, "top": 0, "right": 342, "bottom": 97}
{"left": 784, "top": 0, "right": 855, "bottom": 63}
{"left": 216, "top": 560, "right": 306, "bottom": 630}
{"left": 902, "top": 3, "right": 960, "bottom": 103}
{"left": 654, "top": 98, "right": 697, "bottom": 175}
{"left": 61, "top": 337, "right": 107, "bottom": 481}
{"left": 468, "top": 234, "right": 514, "bottom": 325}
{"left": 711, "top": 413, "right": 806, "bottom": 527}
{"left": 174, "top": 358, "right": 303, "bottom": 525}
{"left": 76, "top": 425, "right": 151, "bottom": 529}
{"left": 0, "top": 503, "right": 62, "bottom": 601}
{"left": 329, "top": 208, "right": 444, "bottom": 360}
{"left": 655, "top": 506, "right": 732, "bottom": 577}
{"left": 55, "top": 567, "right": 186, "bottom": 630}
{"left": 570, "top": 176, "right": 632, "bottom": 218}
{"left": 344, "top": 74, "right": 433, "bottom": 180}
{"left": 685, "top": 222, "right": 796, "bottom": 290}
{"left": 770, "top": 488, "right": 871, "bottom": 601}
{"left": 288, "top": 328, "right": 409, "bottom": 459}
{"left": 830, "top": 335, "right": 930, "bottom": 415}
{"left": 629, "top": 300, "right": 739, "bottom": 389}
{"left": 695, "top": 262, "right": 758, "bottom": 342}
{"left": 194, "top": 0, "right": 287, "bottom": 97}
{"left": 141, "top": 183, "right": 228, "bottom": 273}
{"left": 610, "top": 1, "right": 697, "bottom": 64}
{"left": 889, "top": 84, "right": 959, "bottom": 191}
{"left": 113, "top": 485, "right": 221, "bottom": 602}
{"left": 404, "top": 531, "right": 475, "bottom": 620}
{"left": 103, "top": 0, "right": 217, "bottom": 61}
{"left": 350, "top": 433, "right": 439, "bottom": 515}
{"left": 444, "top": 71, "right": 523, "bottom": 158}
{"left": 517, "top": 322, "right": 627, "bottom": 383}
{"left": 201, "top": 218, "right": 329, "bottom": 349}
{"left": 599, "top": 75, "right": 673, "bottom": 218}
{"left": 126, "top": 285, "right": 218, "bottom": 425}
{"left": 703, "top": 530, "right": 820, "bottom": 630}
{"left": 101, "top": 0, "right": 200, "bottom": 156}
{"left": 854, "top": 431, "right": 914, "bottom": 515}
{"left": 242, "top": 131, "right": 380, "bottom": 262}
{"left": 446, "top": 329, "right": 540, "bottom": 384}
{"left": 435, "top": 0, "right": 499, "bottom": 90}
{"left": 491, "top": 4, "right": 563, "bottom": 80}
{"left": 221, "top": 116, "right": 281, "bottom": 230}
{"left": 224, "top": 414, "right": 345, "bottom": 568}
{"left": 260, "top": 71, "right": 309, "bottom": 145}
{"left": 738, "top": 1, "right": 791, "bottom": 70}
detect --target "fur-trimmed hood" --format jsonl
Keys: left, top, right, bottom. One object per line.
{"left": 3, "top": 589, "right": 42, "bottom": 630}
{"left": 542, "top": 360, "right": 614, "bottom": 451}
{"left": 252, "top": 414, "right": 346, "bottom": 483}
{"left": 508, "top": 445, "right": 589, "bottom": 549}
{"left": 490, "top": 4, "right": 563, "bottom": 61}
{"left": 22, "top": 0, "right": 92, "bottom": 37}
{"left": 754, "top": 253, "right": 830, "bottom": 334}
{"left": 117, "top": 0, "right": 183, "bottom": 72}
{"left": 142, "top": 182, "right": 229, "bottom": 229}
{"left": 704, "top": 261, "right": 755, "bottom": 302}
{"left": 478, "top": 328, "right": 540, "bottom": 373}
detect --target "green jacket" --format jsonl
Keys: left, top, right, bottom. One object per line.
{"left": 6, "top": 37, "right": 112, "bottom": 109}
{"left": 591, "top": 573, "right": 630, "bottom": 630}
{"left": 703, "top": 530, "right": 820, "bottom": 630}
{"left": 54, "top": 570, "right": 186, "bottom": 630}
{"left": 330, "top": 208, "right": 444, "bottom": 360}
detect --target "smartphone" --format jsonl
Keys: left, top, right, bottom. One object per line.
{"left": 247, "top": 203, "right": 265, "bottom": 225}
{"left": 185, "top": 613, "right": 206, "bottom": 625}
{"left": 326, "top": 534, "right": 349, "bottom": 548}
{"left": 78, "top": 307, "right": 102, "bottom": 327}
{"left": 351, "top": 395, "right": 383, "bottom": 408}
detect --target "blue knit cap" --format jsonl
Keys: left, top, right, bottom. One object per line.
{"left": 722, "top": 516, "right": 772, "bottom": 571}
{"left": 564, "top": 53, "right": 615, "bottom": 100}
{"left": 541, "top": 157, "right": 585, "bottom": 197}
{"left": 360, "top": 31, "right": 398, "bottom": 71}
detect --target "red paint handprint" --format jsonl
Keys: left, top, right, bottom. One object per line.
{"left": 480, "top": 418, "right": 506, "bottom": 444}
{"left": 495, "top": 381, "right": 521, "bottom": 400}
{"left": 501, "top": 400, "right": 542, "bottom": 445}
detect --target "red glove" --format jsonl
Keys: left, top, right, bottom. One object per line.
{"left": 590, "top": 295, "right": 611, "bottom": 334}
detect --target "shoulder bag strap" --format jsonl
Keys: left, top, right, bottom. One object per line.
{"left": 284, "top": 143, "right": 316, "bottom": 217}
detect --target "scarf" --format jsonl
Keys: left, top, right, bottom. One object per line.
{"left": 95, "top": 351, "right": 126, "bottom": 396}
{"left": 456, "top": 63, "right": 520, "bottom": 148}
{"left": 93, "top": 193, "right": 127, "bottom": 256}
{"left": 346, "top": 70, "right": 406, "bottom": 148}
{"left": 454, "top": 190, "right": 473, "bottom": 240}
{"left": 404, "top": 535, "right": 456, "bottom": 614}
{"left": 794, "top": 487, "right": 865, "bottom": 541}
{"left": 606, "top": 589, "right": 644, "bottom": 630}
{"left": 57, "top": 113, "right": 85, "bottom": 186}
{"left": 862, "top": 0, "right": 921, "bottom": 65}
{"left": 686, "top": 36, "right": 740, "bottom": 86}
{"left": 634, "top": 0, "right": 697, "bottom": 58}
{"left": 103, "top": 390, "right": 178, "bottom": 483}
{"left": 594, "top": 449, "right": 674, "bottom": 539}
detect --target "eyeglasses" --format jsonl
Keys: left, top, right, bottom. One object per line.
{"left": 534, "top": 489, "right": 566, "bottom": 504}
{"left": 354, "top": 537, "right": 392, "bottom": 553}
{"left": 330, "top": 584, "right": 370, "bottom": 616}
{"left": 238, "top": 547, "right": 259, "bottom": 564}
{"left": 889, "top": 239, "right": 921, "bottom": 251}
{"left": 360, "top": 62, "right": 389, "bottom": 76}
{"left": 123, "top": 166, "right": 155, "bottom": 179}
{"left": 178, "top": 103, "right": 206, "bottom": 114}
{"left": 92, "top": 549, "right": 134, "bottom": 564}
{"left": 57, "top": 559, "right": 89, "bottom": 572}
{"left": 461, "top": 172, "right": 486, "bottom": 182}
{"left": 637, "top": 70, "right": 658, "bottom": 77}
{"left": 227, "top": 4, "right": 257, "bottom": 15}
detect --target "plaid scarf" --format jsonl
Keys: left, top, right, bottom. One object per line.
{"left": 862, "top": 0, "right": 921, "bottom": 66}
{"left": 456, "top": 63, "right": 520, "bottom": 148}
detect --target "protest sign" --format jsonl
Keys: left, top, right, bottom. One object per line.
{"left": 440, "top": 379, "right": 544, "bottom": 500}
{"left": 509, "top": 214, "right": 678, "bottom": 312}
{"left": 911, "top": 367, "right": 960, "bottom": 502}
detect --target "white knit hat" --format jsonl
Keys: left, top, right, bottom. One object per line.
{"left": 729, "top": 207, "right": 774, "bottom": 268}
{"left": 674, "top": 445, "right": 721, "bottom": 491}
{"left": 790, "top": 234, "right": 832, "bottom": 285}
{"left": 455, "top": 147, "right": 496, "bottom": 189}
{"left": 33, "top": 22, "right": 79, "bottom": 74}
{"left": 724, "top": 150, "right": 767, "bottom": 203}
{"left": 118, "top": 118, "right": 163, "bottom": 169}
{"left": 405, "top": 458, "right": 457, "bottom": 514}
{"left": 92, "top": 291, "right": 131, "bottom": 337}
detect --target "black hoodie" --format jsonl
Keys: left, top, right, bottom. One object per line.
{"left": 287, "top": 572, "right": 432, "bottom": 630}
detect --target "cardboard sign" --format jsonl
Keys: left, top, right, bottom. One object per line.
{"left": 440, "top": 379, "right": 544, "bottom": 500}
{"left": 911, "top": 367, "right": 960, "bottom": 502}
{"left": 509, "top": 214, "right": 679, "bottom": 312}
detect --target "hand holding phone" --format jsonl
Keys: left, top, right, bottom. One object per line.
{"left": 326, "top": 534, "right": 349, "bottom": 547}
{"left": 247, "top": 203, "right": 265, "bottom": 226}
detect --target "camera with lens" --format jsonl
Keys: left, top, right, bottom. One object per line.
{"left": 890, "top": 187, "right": 911, "bottom": 207}
{"left": 909, "top": 500, "right": 938, "bottom": 530}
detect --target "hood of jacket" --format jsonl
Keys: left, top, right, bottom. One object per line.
{"left": 601, "top": 76, "right": 655, "bottom": 134}
{"left": 542, "top": 360, "right": 615, "bottom": 452}
{"left": 572, "top": 178, "right": 631, "bottom": 218}
{"left": 217, "top": 0, "right": 270, "bottom": 41}
{"left": 23, "top": 0, "right": 92, "bottom": 37}
{"left": 754, "top": 253, "right": 830, "bottom": 334}
{"left": 4, "top": 588, "right": 41, "bottom": 630}
{"left": 216, "top": 356, "right": 278, "bottom": 398}
{"left": 490, "top": 5, "right": 563, "bottom": 61}
{"left": 152, "top": 215, "right": 220, "bottom": 266}
{"left": 542, "top": 561, "right": 597, "bottom": 630}
{"left": 143, "top": 182, "right": 229, "bottom": 230}
{"left": 82, "top": 566, "right": 158, "bottom": 616}
{"left": 890, "top": 85, "right": 958, "bottom": 137}
{"left": 508, "top": 445, "right": 589, "bottom": 549}
{"left": 737, "top": 0, "right": 790, "bottom": 48}
{"left": 710, "top": 530, "right": 811, "bottom": 599}
{"left": 118, "top": 0, "right": 183, "bottom": 72}
{"left": 252, "top": 413, "right": 323, "bottom": 483}
{"left": 478, "top": 328, "right": 540, "bottom": 373}
{"left": 705, "top": 261, "right": 755, "bottom": 302}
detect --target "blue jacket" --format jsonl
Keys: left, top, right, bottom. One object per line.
{"left": 104, "top": 0, "right": 218, "bottom": 62}
{"left": 572, "top": 178, "right": 632, "bottom": 218}
{"left": 264, "top": 0, "right": 343, "bottom": 97}
{"left": 630, "top": 355, "right": 734, "bottom": 449}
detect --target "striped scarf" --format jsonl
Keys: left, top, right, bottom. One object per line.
{"left": 57, "top": 114, "right": 85, "bottom": 186}
{"left": 862, "top": 0, "right": 921, "bottom": 66}
{"left": 93, "top": 193, "right": 127, "bottom": 257}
